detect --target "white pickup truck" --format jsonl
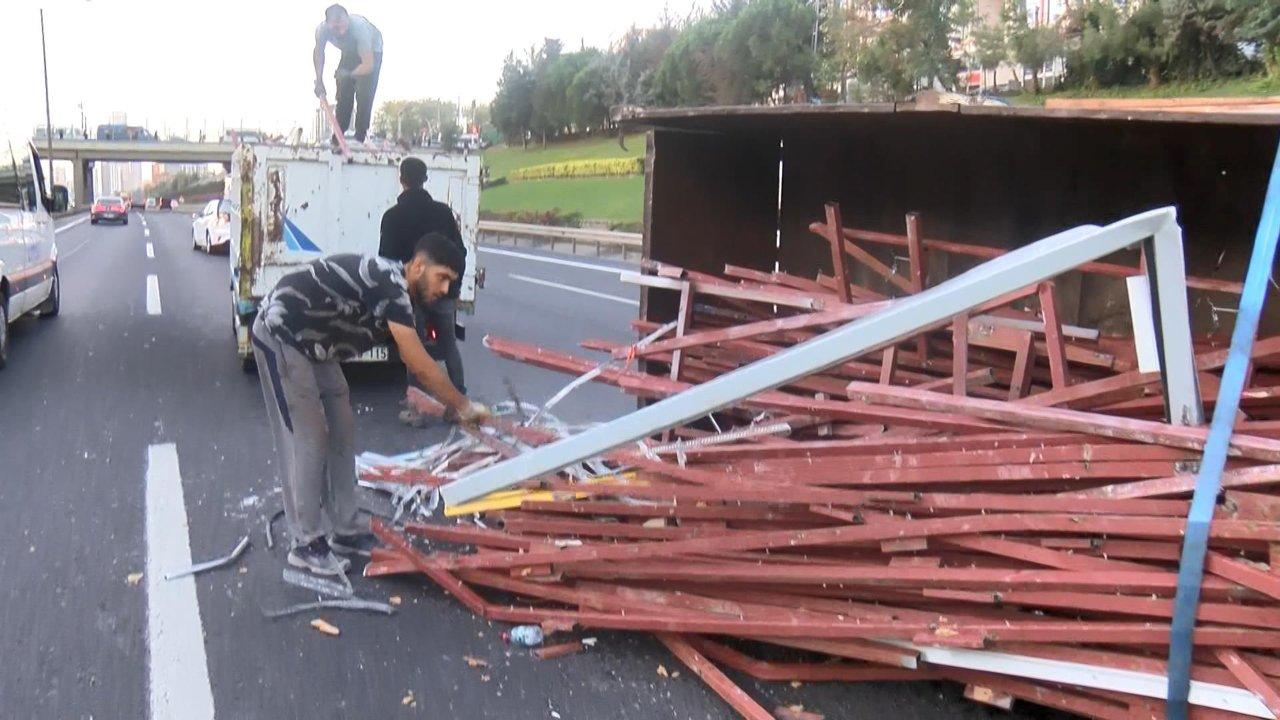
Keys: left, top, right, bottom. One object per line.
{"left": 228, "top": 144, "right": 481, "bottom": 370}
{"left": 0, "top": 136, "right": 67, "bottom": 369}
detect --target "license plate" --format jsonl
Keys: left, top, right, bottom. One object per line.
{"left": 353, "top": 346, "right": 389, "bottom": 362}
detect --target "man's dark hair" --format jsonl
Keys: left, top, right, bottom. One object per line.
{"left": 325, "top": 4, "right": 348, "bottom": 21}
{"left": 399, "top": 157, "right": 427, "bottom": 187}
{"left": 413, "top": 232, "right": 464, "bottom": 277}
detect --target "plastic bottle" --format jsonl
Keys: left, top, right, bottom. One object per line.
{"left": 503, "top": 625, "right": 544, "bottom": 647}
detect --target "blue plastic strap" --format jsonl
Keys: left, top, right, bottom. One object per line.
{"left": 1166, "top": 138, "right": 1280, "bottom": 719}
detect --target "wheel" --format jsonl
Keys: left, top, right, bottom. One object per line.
{"left": 193, "top": 232, "right": 199, "bottom": 250}
{"left": 0, "top": 299, "right": 9, "bottom": 370}
{"left": 37, "top": 267, "right": 60, "bottom": 318}
{"left": 205, "top": 231, "right": 212, "bottom": 253}
{"left": 123, "top": 217, "right": 129, "bottom": 225}
{"left": 240, "top": 354, "right": 257, "bottom": 374}
{"left": 90, "top": 218, "right": 98, "bottom": 225}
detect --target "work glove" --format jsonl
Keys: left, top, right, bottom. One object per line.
{"left": 313, "top": 78, "right": 327, "bottom": 99}
{"left": 446, "top": 401, "right": 490, "bottom": 426}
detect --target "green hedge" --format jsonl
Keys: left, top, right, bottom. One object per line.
{"left": 509, "top": 157, "right": 642, "bottom": 181}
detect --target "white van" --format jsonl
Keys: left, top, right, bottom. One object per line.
{"left": 0, "top": 136, "right": 66, "bottom": 369}
{"left": 228, "top": 144, "right": 481, "bottom": 369}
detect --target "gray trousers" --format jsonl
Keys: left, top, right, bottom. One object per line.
{"left": 251, "top": 317, "right": 365, "bottom": 545}
{"left": 412, "top": 298, "right": 465, "bottom": 395}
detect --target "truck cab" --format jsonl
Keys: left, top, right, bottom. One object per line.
{"left": 0, "top": 136, "right": 65, "bottom": 369}
{"left": 228, "top": 144, "right": 481, "bottom": 368}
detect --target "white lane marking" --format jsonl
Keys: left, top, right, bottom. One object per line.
{"left": 508, "top": 273, "right": 639, "bottom": 307}
{"left": 55, "top": 216, "right": 89, "bottom": 234}
{"left": 146, "top": 243, "right": 155, "bottom": 259}
{"left": 478, "top": 245, "right": 626, "bottom": 274}
{"left": 146, "top": 443, "right": 216, "bottom": 720}
{"left": 146, "top": 275, "right": 163, "bottom": 315}
{"left": 144, "top": 228, "right": 151, "bottom": 237}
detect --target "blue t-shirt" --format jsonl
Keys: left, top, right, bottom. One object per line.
{"left": 315, "top": 14, "right": 383, "bottom": 58}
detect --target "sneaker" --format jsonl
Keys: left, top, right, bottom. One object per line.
{"left": 398, "top": 407, "right": 429, "bottom": 428}
{"left": 287, "top": 537, "right": 350, "bottom": 576}
{"left": 331, "top": 532, "right": 381, "bottom": 557}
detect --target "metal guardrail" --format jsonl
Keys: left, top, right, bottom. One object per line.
{"left": 477, "top": 220, "right": 643, "bottom": 260}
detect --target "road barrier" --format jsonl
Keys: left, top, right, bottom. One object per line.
{"left": 477, "top": 220, "right": 643, "bottom": 260}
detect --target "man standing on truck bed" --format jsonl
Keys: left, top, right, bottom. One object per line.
{"left": 251, "top": 235, "right": 488, "bottom": 576}
{"left": 380, "top": 157, "right": 468, "bottom": 426}
{"left": 313, "top": 4, "right": 383, "bottom": 145}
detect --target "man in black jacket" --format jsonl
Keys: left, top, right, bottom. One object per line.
{"left": 380, "top": 157, "right": 468, "bottom": 425}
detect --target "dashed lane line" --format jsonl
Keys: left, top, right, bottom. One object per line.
{"left": 145, "top": 444, "right": 216, "bottom": 720}
{"left": 507, "top": 273, "right": 638, "bottom": 307}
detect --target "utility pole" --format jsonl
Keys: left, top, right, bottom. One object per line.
{"left": 40, "top": 9, "right": 54, "bottom": 183}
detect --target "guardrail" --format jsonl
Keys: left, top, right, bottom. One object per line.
{"left": 477, "top": 220, "right": 643, "bottom": 261}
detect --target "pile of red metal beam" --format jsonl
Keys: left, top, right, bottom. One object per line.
{"left": 367, "top": 205, "right": 1280, "bottom": 719}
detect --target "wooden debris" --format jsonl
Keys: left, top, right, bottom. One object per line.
{"left": 309, "top": 618, "right": 339, "bottom": 637}
{"left": 534, "top": 641, "right": 586, "bottom": 660}
{"left": 364, "top": 208, "right": 1280, "bottom": 720}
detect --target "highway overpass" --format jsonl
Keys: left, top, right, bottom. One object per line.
{"left": 43, "top": 139, "right": 235, "bottom": 202}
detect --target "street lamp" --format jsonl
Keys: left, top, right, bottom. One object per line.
{"left": 40, "top": 9, "right": 54, "bottom": 172}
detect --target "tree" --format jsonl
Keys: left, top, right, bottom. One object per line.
{"left": 714, "top": 0, "right": 818, "bottom": 103}
{"left": 1228, "top": 0, "right": 1280, "bottom": 75}
{"left": 653, "top": 11, "right": 738, "bottom": 105}
{"left": 819, "top": 0, "right": 883, "bottom": 101}
{"left": 492, "top": 53, "right": 535, "bottom": 147}
{"left": 614, "top": 22, "right": 681, "bottom": 105}
{"left": 1062, "top": 0, "right": 1130, "bottom": 88}
{"left": 972, "top": 22, "right": 1008, "bottom": 90}
{"left": 532, "top": 50, "right": 595, "bottom": 139}
{"left": 1162, "top": 0, "right": 1248, "bottom": 80}
{"left": 1013, "top": 26, "right": 1064, "bottom": 92}
{"left": 852, "top": 0, "right": 971, "bottom": 100}
{"left": 858, "top": 19, "right": 919, "bottom": 99}
{"left": 439, "top": 116, "right": 461, "bottom": 149}
{"left": 374, "top": 99, "right": 461, "bottom": 144}
{"left": 568, "top": 52, "right": 619, "bottom": 132}
{"left": 1003, "top": 0, "right": 1063, "bottom": 92}
{"left": 1124, "top": 1, "right": 1168, "bottom": 87}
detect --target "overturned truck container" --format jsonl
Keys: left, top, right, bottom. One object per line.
{"left": 619, "top": 97, "right": 1280, "bottom": 336}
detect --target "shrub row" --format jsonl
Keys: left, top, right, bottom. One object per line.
{"left": 509, "top": 157, "right": 642, "bottom": 181}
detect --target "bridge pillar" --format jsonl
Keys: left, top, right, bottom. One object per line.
{"left": 74, "top": 158, "right": 94, "bottom": 207}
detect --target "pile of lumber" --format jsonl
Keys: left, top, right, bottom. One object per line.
{"left": 365, "top": 205, "right": 1280, "bottom": 720}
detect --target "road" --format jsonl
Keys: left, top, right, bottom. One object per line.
{"left": 0, "top": 212, "right": 1033, "bottom": 719}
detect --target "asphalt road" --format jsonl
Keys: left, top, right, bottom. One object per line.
{"left": 0, "top": 212, "right": 1037, "bottom": 719}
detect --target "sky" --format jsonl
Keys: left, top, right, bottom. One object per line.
{"left": 4, "top": 0, "right": 702, "bottom": 139}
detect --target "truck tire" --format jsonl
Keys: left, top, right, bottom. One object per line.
{"left": 0, "top": 300, "right": 9, "bottom": 370}
{"left": 37, "top": 267, "right": 60, "bottom": 318}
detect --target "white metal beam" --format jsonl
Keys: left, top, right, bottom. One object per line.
{"left": 883, "top": 641, "right": 1273, "bottom": 718}
{"left": 442, "top": 208, "right": 1196, "bottom": 506}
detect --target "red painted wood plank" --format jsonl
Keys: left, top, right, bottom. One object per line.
{"left": 845, "top": 381, "right": 1280, "bottom": 462}
{"left": 1215, "top": 649, "right": 1280, "bottom": 718}
{"left": 656, "top": 633, "right": 776, "bottom": 720}
{"left": 824, "top": 203, "right": 853, "bottom": 304}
